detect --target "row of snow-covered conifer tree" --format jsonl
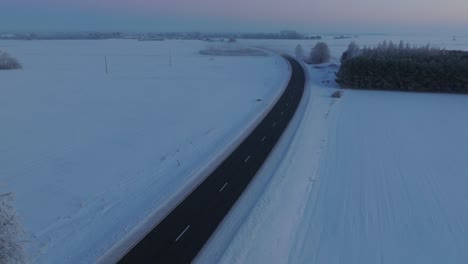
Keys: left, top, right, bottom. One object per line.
{"left": 335, "top": 41, "right": 468, "bottom": 93}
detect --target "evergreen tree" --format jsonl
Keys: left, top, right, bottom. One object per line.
{"left": 336, "top": 41, "right": 468, "bottom": 93}
{"left": 341, "top": 41, "right": 360, "bottom": 62}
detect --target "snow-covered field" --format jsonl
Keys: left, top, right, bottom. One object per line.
{"left": 197, "top": 36, "right": 468, "bottom": 263}
{"left": 0, "top": 39, "right": 289, "bottom": 263}
{"left": 2, "top": 34, "right": 468, "bottom": 263}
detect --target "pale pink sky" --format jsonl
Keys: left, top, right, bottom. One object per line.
{"left": 2, "top": 0, "right": 468, "bottom": 32}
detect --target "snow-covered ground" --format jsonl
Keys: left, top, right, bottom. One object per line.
{"left": 197, "top": 36, "right": 468, "bottom": 263}
{"left": 3, "top": 35, "right": 468, "bottom": 263}
{"left": 0, "top": 39, "right": 289, "bottom": 263}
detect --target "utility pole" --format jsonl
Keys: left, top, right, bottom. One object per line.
{"left": 104, "top": 56, "right": 109, "bottom": 75}
{"left": 169, "top": 49, "right": 172, "bottom": 67}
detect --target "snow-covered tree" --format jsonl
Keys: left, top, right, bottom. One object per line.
{"left": 341, "top": 41, "right": 360, "bottom": 62}
{"left": 398, "top": 40, "right": 405, "bottom": 50}
{"left": 295, "top": 44, "right": 304, "bottom": 60}
{"left": 309, "top": 42, "right": 330, "bottom": 64}
{"left": 336, "top": 41, "right": 468, "bottom": 93}
{"left": 0, "top": 51, "right": 22, "bottom": 70}
{"left": 0, "top": 193, "right": 24, "bottom": 263}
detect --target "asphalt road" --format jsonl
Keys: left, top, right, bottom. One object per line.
{"left": 118, "top": 55, "right": 306, "bottom": 264}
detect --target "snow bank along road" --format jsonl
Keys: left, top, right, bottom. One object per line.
{"left": 118, "top": 56, "right": 306, "bottom": 263}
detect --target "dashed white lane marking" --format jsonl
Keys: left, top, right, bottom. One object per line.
{"left": 175, "top": 225, "right": 191, "bottom": 242}
{"left": 244, "top": 155, "right": 251, "bottom": 163}
{"left": 272, "top": 122, "right": 277, "bottom": 127}
{"left": 261, "top": 136, "right": 267, "bottom": 142}
{"left": 219, "top": 182, "right": 228, "bottom": 192}
{"left": 281, "top": 111, "right": 284, "bottom": 115}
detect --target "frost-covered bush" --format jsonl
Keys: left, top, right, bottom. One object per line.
{"left": 295, "top": 44, "right": 304, "bottom": 60}
{"left": 0, "top": 51, "right": 22, "bottom": 70}
{"left": 331, "top": 91, "right": 343, "bottom": 98}
{"left": 308, "top": 42, "right": 330, "bottom": 64}
{"left": 336, "top": 41, "right": 468, "bottom": 93}
{"left": 0, "top": 193, "right": 24, "bottom": 264}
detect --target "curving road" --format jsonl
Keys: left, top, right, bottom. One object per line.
{"left": 118, "top": 55, "right": 306, "bottom": 263}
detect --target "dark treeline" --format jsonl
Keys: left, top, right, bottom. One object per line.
{"left": 1, "top": 31, "right": 312, "bottom": 40}
{"left": 240, "top": 31, "right": 303, "bottom": 39}
{"left": 2, "top": 32, "right": 122, "bottom": 40}
{"left": 336, "top": 41, "right": 468, "bottom": 93}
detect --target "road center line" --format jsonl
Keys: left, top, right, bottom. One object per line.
{"left": 175, "top": 225, "right": 191, "bottom": 242}
{"left": 244, "top": 155, "right": 251, "bottom": 163}
{"left": 261, "top": 136, "right": 267, "bottom": 142}
{"left": 219, "top": 182, "right": 228, "bottom": 192}
{"left": 272, "top": 122, "right": 277, "bottom": 127}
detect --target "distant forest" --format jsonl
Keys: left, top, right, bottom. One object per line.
{"left": 0, "top": 31, "right": 326, "bottom": 40}
{"left": 336, "top": 41, "right": 468, "bottom": 93}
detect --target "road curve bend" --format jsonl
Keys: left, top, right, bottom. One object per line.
{"left": 118, "top": 55, "right": 306, "bottom": 263}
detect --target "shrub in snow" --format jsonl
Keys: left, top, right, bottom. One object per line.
{"left": 331, "top": 91, "right": 343, "bottom": 98}
{"left": 308, "top": 42, "right": 330, "bottom": 64}
{"left": 335, "top": 41, "right": 468, "bottom": 93}
{"left": 295, "top": 44, "right": 304, "bottom": 60}
{"left": 0, "top": 193, "right": 24, "bottom": 263}
{"left": 0, "top": 51, "right": 22, "bottom": 70}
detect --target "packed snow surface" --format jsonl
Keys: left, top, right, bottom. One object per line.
{"left": 0, "top": 39, "right": 289, "bottom": 263}
{"left": 198, "top": 35, "right": 468, "bottom": 263}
